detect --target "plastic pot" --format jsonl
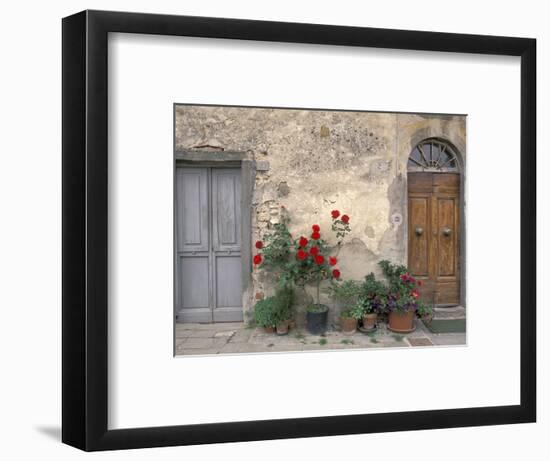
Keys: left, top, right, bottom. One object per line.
{"left": 306, "top": 304, "right": 328, "bottom": 335}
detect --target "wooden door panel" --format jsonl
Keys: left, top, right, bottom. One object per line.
{"left": 176, "top": 167, "right": 212, "bottom": 323}
{"left": 437, "top": 197, "right": 457, "bottom": 277}
{"left": 211, "top": 168, "right": 243, "bottom": 322}
{"left": 408, "top": 196, "right": 430, "bottom": 276}
{"left": 408, "top": 172, "right": 460, "bottom": 306}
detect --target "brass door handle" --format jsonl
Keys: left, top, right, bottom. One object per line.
{"left": 415, "top": 226, "right": 424, "bottom": 236}
{"left": 442, "top": 227, "right": 452, "bottom": 237}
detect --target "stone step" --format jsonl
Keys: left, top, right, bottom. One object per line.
{"left": 432, "top": 305, "right": 466, "bottom": 320}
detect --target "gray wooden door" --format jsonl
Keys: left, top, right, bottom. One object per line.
{"left": 176, "top": 167, "right": 243, "bottom": 323}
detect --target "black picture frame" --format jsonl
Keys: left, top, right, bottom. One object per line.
{"left": 62, "top": 10, "right": 536, "bottom": 451}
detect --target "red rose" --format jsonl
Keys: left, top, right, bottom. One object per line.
{"left": 296, "top": 249, "right": 307, "bottom": 261}
{"left": 332, "top": 269, "right": 341, "bottom": 279}
{"left": 411, "top": 290, "right": 419, "bottom": 299}
{"left": 309, "top": 246, "right": 319, "bottom": 256}
{"left": 311, "top": 231, "right": 321, "bottom": 240}
{"left": 255, "top": 240, "right": 263, "bottom": 249}
{"left": 328, "top": 256, "right": 337, "bottom": 266}
{"left": 253, "top": 254, "right": 262, "bottom": 265}
{"left": 341, "top": 214, "right": 350, "bottom": 224}
{"left": 299, "top": 236, "right": 308, "bottom": 247}
{"left": 331, "top": 210, "right": 340, "bottom": 219}
{"left": 312, "top": 224, "right": 320, "bottom": 232}
{"left": 315, "top": 255, "right": 325, "bottom": 265}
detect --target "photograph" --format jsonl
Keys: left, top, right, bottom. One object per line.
{"left": 174, "top": 105, "right": 467, "bottom": 355}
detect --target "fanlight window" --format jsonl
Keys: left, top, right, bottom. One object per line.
{"left": 408, "top": 139, "right": 459, "bottom": 172}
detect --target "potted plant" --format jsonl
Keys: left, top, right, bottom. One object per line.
{"left": 253, "top": 209, "right": 351, "bottom": 336}
{"left": 254, "top": 296, "right": 278, "bottom": 333}
{"left": 274, "top": 285, "right": 294, "bottom": 336}
{"left": 379, "top": 260, "right": 424, "bottom": 333}
{"left": 359, "top": 273, "right": 387, "bottom": 330}
{"left": 339, "top": 309, "right": 357, "bottom": 335}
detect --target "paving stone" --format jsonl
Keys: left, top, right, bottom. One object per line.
{"left": 187, "top": 330, "right": 217, "bottom": 338}
{"left": 229, "top": 329, "right": 254, "bottom": 343}
{"left": 183, "top": 337, "right": 226, "bottom": 349}
{"left": 430, "top": 333, "right": 467, "bottom": 346}
{"left": 407, "top": 337, "right": 434, "bottom": 347}
{"left": 214, "top": 330, "right": 236, "bottom": 338}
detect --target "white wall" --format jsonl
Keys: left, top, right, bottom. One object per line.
{"left": 0, "top": 1, "right": 547, "bottom": 459}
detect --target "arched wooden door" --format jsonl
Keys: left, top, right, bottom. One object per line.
{"left": 407, "top": 139, "right": 461, "bottom": 306}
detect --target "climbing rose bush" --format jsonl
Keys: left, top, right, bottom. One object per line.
{"left": 253, "top": 209, "right": 352, "bottom": 305}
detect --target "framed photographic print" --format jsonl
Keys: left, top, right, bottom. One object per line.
{"left": 62, "top": 10, "right": 536, "bottom": 451}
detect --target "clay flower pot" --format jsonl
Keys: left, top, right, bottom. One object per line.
{"left": 388, "top": 310, "right": 416, "bottom": 333}
{"left": 263, "top": 326, "right": 275, "bottom": 333}
{"left": 362, "top": 312, "right": 378, "bottom": 331}
{"left": 276, "top": 320, "right": 290, "bottom": 336}
{"left": 340, "top": 316, "right": 357, "bottom": 335}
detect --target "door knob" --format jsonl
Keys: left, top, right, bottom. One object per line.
{"left": 415, "top": 226, "right": 424, "bottom": 236}
{"left": 442, "top": 227, "right": 452, "bottom": 237}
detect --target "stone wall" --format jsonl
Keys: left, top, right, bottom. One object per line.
{"left": 175, "top": 105, "right": 466, "bottom": 324}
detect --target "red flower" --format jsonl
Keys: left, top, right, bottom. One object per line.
{"left": 311, "top": 231, "right": 321, "bottom": 240}
{"left": 329, "top": 256, "right": 337, "bottom": 266}
{"left": 255, "top": 240, "right": 263, "bottom": 249}
{"left": 331, "top": 210, "right": 340, "bottom": 219}
{"left": 341, "top": 214, "right": 350, "bottom": 224}
{"left": 315, "top": 255, "right": 325, "bottom": 265}
{"left": 312, "top": 224, "right": 320, "bottom": 232}
{"left": 417, "top": 280, "right": 422, "bottom": 286}
{"left": 296, "top": 249, "right": 307, "bottom": 260}
{"left": 299, "top": 236, "right": 308, "bottom": 247}
{"left": 411, "top": 289, "right": 419, "bottom": 299}
{"left": 253, "top": 254, "right": 262, "bottom": 265}
{"left": 309, "top": 246, "right": 319, "bottom": 256}
{"left": 332, "top": 269, "right": 341, "bottom": 279}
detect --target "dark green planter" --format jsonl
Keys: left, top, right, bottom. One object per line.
{"left": 306, "top": 304, "right": 328, "bottom": 335}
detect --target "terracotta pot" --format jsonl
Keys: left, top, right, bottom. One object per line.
{"left": 388, "top": 310, "right": 416, "bottom": 333}
{"left": 263, "top": 326, "right": 275, "bottom": 333}
{"left": 276, "top": 320, "right": 290, "bottom": 336}
{"left": 362, "top": 312, "right": 378, "bottom": 330}
{"left": 340, "top": 316, "right": 357, "bottom": 335}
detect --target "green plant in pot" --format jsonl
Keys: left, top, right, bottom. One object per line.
{"left": 253, "top": 285, "right": 294, "bottom": 334}
{"left": 326, "top": 279, "right": 362, "bottom": 334}
{"left": 359, "top": 273, "right": 388, "bottom": 331}
{"left": 379, "top": 260, "right": 426, "bottom": 333}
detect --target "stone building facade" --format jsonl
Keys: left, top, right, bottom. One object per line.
{"left": 174, "top": 105, "right": 466, "bottom": 325}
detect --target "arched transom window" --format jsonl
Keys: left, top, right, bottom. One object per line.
{"left": 408, "top": 139, "right": 459, "bottom": 173}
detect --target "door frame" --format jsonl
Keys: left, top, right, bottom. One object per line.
{"left": 173, "top": 150, "right": 255, "bottom": 323}
{"left": 406, "top": 138, "right": 466, "bottom": 308}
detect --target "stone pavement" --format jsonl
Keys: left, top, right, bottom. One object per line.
{"left": 175, "top": 317, "right": 466, "bottom": 356}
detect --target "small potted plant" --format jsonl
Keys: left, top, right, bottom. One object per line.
{"left": 359, "top": 273, "right": 387, "bottom": 331}
{"left": 254, "top": 296, "right": 278, "bottom": 333}
{"left": 274, "top": 285, "right": 294, "bottom": 336}
{"left": 340, "top": 308, "right": 357, "bottom": 335}
{"left": 379, "top": 260, "right": 423, "bottom": 333}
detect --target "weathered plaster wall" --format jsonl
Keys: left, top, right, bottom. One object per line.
{"left": 175, "top": 106, "right": 466, "bottom": 323}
